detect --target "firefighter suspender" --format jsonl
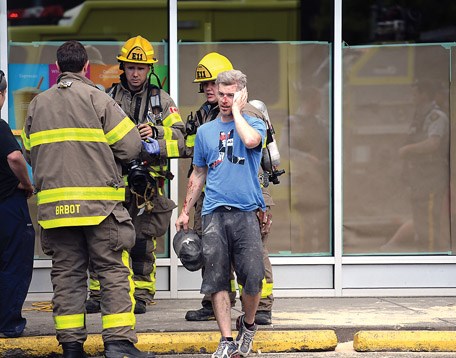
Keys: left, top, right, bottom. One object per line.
{"left": 144, "top": 85, "right": 163, "bottom": 124}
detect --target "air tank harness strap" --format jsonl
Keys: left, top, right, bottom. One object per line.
{"left": 131, "top": 180, "right": 156, "bottom": 212}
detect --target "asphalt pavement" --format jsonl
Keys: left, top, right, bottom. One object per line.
{"left": 1, "top": 296, "right": 456, "bottom": 357}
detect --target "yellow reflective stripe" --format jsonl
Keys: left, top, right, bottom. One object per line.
{"left": 29, "top": 128, "right": 107, "bottom": 147}
{"left": 89, "top": 278, "right": 100, "bottom": 291}
{"left": 39, "top": 216, "right": 106, "bottom": 229}
{"left": 124, "top": 250, "right": 136, "bottom": 325}
{"left": 186, "top": 134, "right": 196, "bottom": 148}
{"left": 54, "top": 313, "right": 85, "bottom": 330}
{"left": 263, "top": 137, "right": 267, "bottom": 148}
{"left": 162, "top": 112, "right": 182, "bottom": 127}
{"left": 261, "top": 281, "right": 273, "bottom": 298}
{"left": 166, "top": 139, "right": 179, "bottom": 157}
{"left": 237, "top": 278, "right": 273, "bottom": 298}
{"left": 102, "top": 312, "right": 136, "bottom": 329}
{"left": 135, "top": 280, "right": 156, "bottom": 294}
{"left": 163, "top": 126, "right": 173, "bottom": 140}
{"left": 21, "top": 130, "right": 31, "bottom": 150}
{"left": 134, "top": 240, "right": 156, "bottom": 294}
{"left": 105, "top": 116, "right": 136, "bottom": 145}
{"left": 37, "top": 187, "right": 125, "bottom": 204}
{"left": 230, "top": 279, "right": 236, "bottom": 293}
{"left": 102, "top": 250, "right": 136, "bottom": 329}
{"left": 150, "top": 164, "right": 168, "bottom": 173}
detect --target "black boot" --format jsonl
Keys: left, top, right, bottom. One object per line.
{"left": 255, "top": 310, "right": 272, "bottom": 325}
{"left": 85, "top": 298, "right": 101, "bottom": 314}
{"left": 104, "top": 340, "right": 155, "bottom": 358}
{"left": 184, "top": 306, "right": 215, "bottom": 321}
{"left": 134, "top": 299, "right": 147, "bottom": 314}
{"left": 62, "top": 342, "right": 87, "bottom": 358}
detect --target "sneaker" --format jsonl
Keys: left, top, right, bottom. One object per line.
{"left": 104, "top": 339, "right": 155, "bottom": 358}
{"left": 134, "top": 299, "right": 147, "bottom": 314}
{"left": 185, "top": 307, "right": 216, "bottom": 321}
{"left": 235, "top": 315, "right": 257, "bottom": 356}
{"left": 85, "top": 298, "right": 101, "bottom": 314}
{"left": 254, "top": 310, "right": 272, "bottom": 325}
{"left": 212, "top": 338, "right": 240, "bottom": 358}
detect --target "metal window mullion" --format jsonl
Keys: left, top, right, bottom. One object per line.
{"left": 333, "top": 0, "right": 343, "bottom": 296}
{"left": 168, "top": 0, "right": 179, "bottom": 299}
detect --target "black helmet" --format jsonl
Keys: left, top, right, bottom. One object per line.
{"left": 172, "top": 229, "right": 203, "bottom": 272}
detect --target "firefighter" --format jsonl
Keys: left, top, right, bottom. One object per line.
{"left": 86, "top": 35, "right": 186, "bottom": 315}
{"left": 22, "top": 41, "right": 155, "bottom": 358}
{"left": 183, "top": 52, "right": 275, "bottom": 325}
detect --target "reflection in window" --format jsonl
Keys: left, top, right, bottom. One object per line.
{"left": 343, "top": 44, "right": 452, "bottom": 255}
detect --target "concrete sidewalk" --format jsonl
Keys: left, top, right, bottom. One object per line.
{"left": 1, "top": 297, "right": 456, "bottom": 356}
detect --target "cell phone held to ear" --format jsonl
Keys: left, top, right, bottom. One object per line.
{"left": 234, "top": 87, "right": 248, "bottom": 103}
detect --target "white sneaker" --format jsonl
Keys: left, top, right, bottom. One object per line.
{"left": 212, "top": 338, "right": 240, "bottom": 358}
{"left": 235, "top": 315, "right": 257, "bottom": 356}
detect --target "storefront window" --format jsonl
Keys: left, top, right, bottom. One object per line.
{"left": 8, "top": 41, "right": 169, "bottom": 259}
{"left": 342, "top": 0, "right": 456, "bottom": 255}
{"left": 177, "top": 42, "right": 332, "bottom": 256}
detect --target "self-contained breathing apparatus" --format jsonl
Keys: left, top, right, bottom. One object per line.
{"left": 127, "top": 159, "right": 157, "bottom": 212}
{"left": 185, "top": 103, "right": 218, "bottom": 137}
{"left": 185, "top": 112, "right": 199, "bottom": 136}
{"left": 249, "top": 100, "right": 285, "bottom": 187}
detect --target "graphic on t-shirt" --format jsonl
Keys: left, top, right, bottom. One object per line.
{"left": 210, "top": 130, "right": 245, "bottom": 168}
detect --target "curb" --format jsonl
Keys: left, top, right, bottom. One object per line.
{"left": 354, "top": 331, "right": 456, "bottom": 352}
{"left": 0, "top": 330, "right": 337, "bottom": 357}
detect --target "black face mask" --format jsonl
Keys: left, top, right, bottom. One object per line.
{"left": 127, "top": 159, "right": 156, "bottom": 196}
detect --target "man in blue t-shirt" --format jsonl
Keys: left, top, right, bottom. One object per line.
{"left": 175, "top": 70, "right": 266, "bottom": 358}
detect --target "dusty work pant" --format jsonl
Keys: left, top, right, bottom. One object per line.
{"left": 194, "top": 194, "right": 274, "bottom": 312}
{"left": 0, "top": 190, "right": 35, "bottom": 337}
{"left": 199, "top": 233, "right": 274, "bottom": 312}
{"left": 40, "top": 204, "right": 137, "bottom": 344}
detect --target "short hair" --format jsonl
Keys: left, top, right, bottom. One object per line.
{"left": 57, "top": 41, "right": 88, "bottom": 73}
{"left": 216, "top": 69, "right": 247, "bottom": 91}
{"left": 0, "top": 70, "right": 6, "bottom": 92}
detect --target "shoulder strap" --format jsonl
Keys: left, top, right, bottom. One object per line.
{"left": 107, "top": 83, "right": 119, "bottom": 98}
{"left": 143, "top": 84, "right": 163, "bottom": 123}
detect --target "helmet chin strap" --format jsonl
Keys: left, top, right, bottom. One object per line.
{"left": 148, "top": 67, "right": 162, "bottom": 89}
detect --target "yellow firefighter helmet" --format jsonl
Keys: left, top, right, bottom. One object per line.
{"left": 193, "top": 52, "right": 233, "bottom": 83}
{"left": 117, "top": 35, "right": 157, "bottom": 64}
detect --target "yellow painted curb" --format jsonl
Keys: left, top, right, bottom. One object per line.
{"left": 0, "top": 330, "right": 337, "bottom": 356}
{"left": 354, "top": 331, "right": 456, "bottom": 352}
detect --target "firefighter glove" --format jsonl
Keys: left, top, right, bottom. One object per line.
{"left": 142, "top": 137, "right": 160, "bottom": 155}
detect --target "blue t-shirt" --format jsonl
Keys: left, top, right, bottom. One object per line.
{"left": 193, "top": 115, "right": 266, "bottom": 215}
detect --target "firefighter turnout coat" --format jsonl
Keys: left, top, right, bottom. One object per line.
{"left": 21, "top": 72, "right": 142, "bottom": 343}
{"left": 22, "top": 72, "right": 141, "bottom": 228}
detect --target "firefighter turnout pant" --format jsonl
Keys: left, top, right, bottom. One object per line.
{"left": 40, "top": 205, "right": 137, "bottom": 344}
{"left": 126, "top": 192, "right": 177, "bottom": 303}
{"left": 88, "top": 201, "right": 157, "bottom": 304}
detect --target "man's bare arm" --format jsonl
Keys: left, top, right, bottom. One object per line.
{"left": 175, "top": 165, "right": 208, "bottom": 231}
